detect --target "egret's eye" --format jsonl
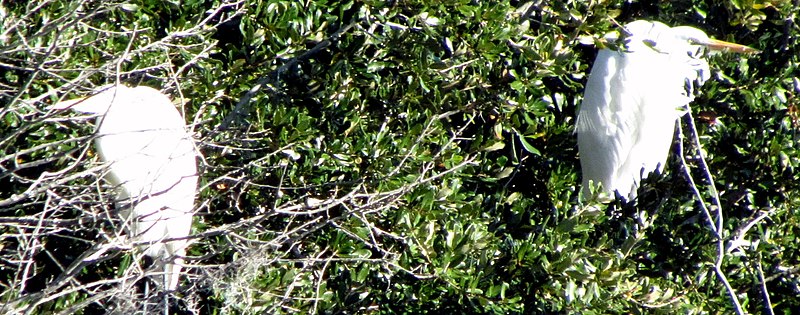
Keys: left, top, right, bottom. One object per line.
{"left": 641, "top": 39, "right": 667, "bottom": 54}
{"left": 687, "top": 46, "right": 706, "bottom": 59}
{"left": 609, "top": 36, "right": 633, "bottom": 52}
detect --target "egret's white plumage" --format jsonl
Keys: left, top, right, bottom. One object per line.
{"left": 576, "top": 20, "right": 756, "bottom": 201}
{"left": 54, "top": 85, "right": 198, "bottom": 290}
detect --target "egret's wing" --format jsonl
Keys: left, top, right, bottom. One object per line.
{"left": 577, "top": 49, "right": 640, "bottom": 199}
{"left": 618, "top": 46, "right": 711, "bottom": 195}
{"left": 576, "top": 51, "right": 673, "bottom": 200}
{"left": 92, "top": 86, "right": 195, "bottom": 195}
{"left": 612, "top": 50, "right": 679, "bottom": 199}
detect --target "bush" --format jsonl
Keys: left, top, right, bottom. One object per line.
{"left": 1, "top": 0, "right": 798, "bottom": 314}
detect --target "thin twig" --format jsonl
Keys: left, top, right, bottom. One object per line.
{"left": 756, "top": 254, "right": 775, "bottom": 315}
{"left": 679, "top": 108, "right": 743, "bottom": 314}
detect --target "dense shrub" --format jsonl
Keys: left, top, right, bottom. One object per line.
{"left": 1, "top": 0, "right": 797, "bottom": 313}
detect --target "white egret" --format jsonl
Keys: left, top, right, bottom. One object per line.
{"left": 576, "top": 20, "right": 757, "bottom": 201}
{"left": 53, "top": 84, "right": 198, "bottom": 291}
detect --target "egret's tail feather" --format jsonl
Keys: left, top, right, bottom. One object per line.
{"left": 163, "top": 256, "right": 184, "bottom": 291}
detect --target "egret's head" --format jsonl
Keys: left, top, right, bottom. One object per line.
{"left": 615, "top": 20, "right": 758, "bottom": 56}
{"left": 615, "top": 20, "right": 705, "bottom": 56}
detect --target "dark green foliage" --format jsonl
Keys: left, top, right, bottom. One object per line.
{"left": 1, "top": 0, "right": 798, "bottom": 314}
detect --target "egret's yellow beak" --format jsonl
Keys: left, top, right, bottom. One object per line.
{"left": 50, "top": 97, "right": 89, "bottom": 110}
{"left": 51, "top": 85, "right": 118, "bottom": 111}
{"left": 702, "top": 38, "right": 760, "bottom": 54}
